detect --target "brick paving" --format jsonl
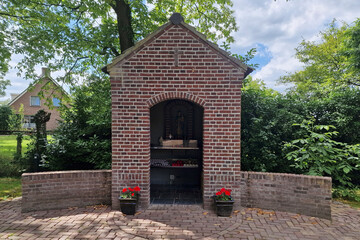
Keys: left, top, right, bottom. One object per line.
{"left": 0, "top": 198, "right": 359, "bottom": 239}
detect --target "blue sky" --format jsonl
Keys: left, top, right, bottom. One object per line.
{"left": 1, "top": 0, "right": 360, "bottom": 101}
{"left": 229, "top": 0, "right": 360, "bottom": 92}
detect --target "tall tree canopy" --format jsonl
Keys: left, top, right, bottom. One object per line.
{"left": 342, "top": 18, "right": 360, "bottom": 85}
{"left": 0, "top": 0, "right": 237, "bottom": 84}
{"left": 279, "top": 19, "right": 360, "bottom": 97}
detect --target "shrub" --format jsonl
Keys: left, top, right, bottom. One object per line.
{"left": 44, "top": 77, "right": 111, "bottom": 170}
{"left": 284, "top": 118, "right": 360, "bottom": 189}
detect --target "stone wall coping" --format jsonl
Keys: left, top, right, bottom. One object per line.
{"left": 22, "top": 170, "right": 111, "bottom": 176}
{"left": 241, "top": 171, "right": 331, "bottom": 181}
{"left": 22, "top": 170, "right": 112, "bottom": 181}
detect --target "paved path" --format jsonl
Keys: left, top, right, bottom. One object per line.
{"left": 0, "top": 198, "right": 359, "bottom": 239}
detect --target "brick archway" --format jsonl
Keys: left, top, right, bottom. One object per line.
{"left": 149, "top": 95, "right": 205, "bottom": 205}
{"left": 146, "top": 92, "right": 207, "bottom": 108}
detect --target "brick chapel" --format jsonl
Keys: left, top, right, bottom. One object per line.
{"left": 105, "top": 13, "right": 253, "bottom": 210}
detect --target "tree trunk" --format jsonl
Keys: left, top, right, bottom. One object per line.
{"left": 111, "top": 0, "right": 135, "bottom": 53}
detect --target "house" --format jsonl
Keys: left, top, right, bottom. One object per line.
{"left": 8, "top": 68, "right": 67, "bottom": 131}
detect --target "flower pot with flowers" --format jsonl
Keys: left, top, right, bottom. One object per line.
{"left": 213, "top": 188, "right": 234, "bottom": 217}
{"left": 118, "top": 186, "right": 141, "bottom": 215}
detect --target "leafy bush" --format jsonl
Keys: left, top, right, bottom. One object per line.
{"left": 307, "top": 88, "right": 360, "bottom": 145}
{"left": 284, "top": 119, "right": 360, "bottom": 189}
{"left": 44, "top": 77, "right": 111, "bottom": 170}
{"left": 0, "top": 104, "right": 24, "bottom": 131}
{"left": 333, "top": 187, "right": 360, "bottom": 202}
{"left": 241, "top": 78, "right": 306, "bottom": 172}
{"left": 0, "top": 156, "right": 22, "bottom": 177}
{"left": 0, "top": 105, "right": 12, "bottom": 131}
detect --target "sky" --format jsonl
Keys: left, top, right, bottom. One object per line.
{"left": 1, "top": 0, "right": 360, "bottom": 101}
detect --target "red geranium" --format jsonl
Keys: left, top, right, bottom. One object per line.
{"left": 214, "top": 188, "right": 232, "bottom": 201}
{"left": 120, "top": 186, "right": 141, "bottom": 199}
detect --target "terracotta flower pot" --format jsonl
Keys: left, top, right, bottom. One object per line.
{"left": 214, "top": 199, "right": 234, "bottom": 217}
{"left": 119, "top": 198, "right": 137, "bottom": 215}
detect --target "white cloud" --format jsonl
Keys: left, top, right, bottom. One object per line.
{"left": 232, "top": 0, "right": 360, "bottom": 91}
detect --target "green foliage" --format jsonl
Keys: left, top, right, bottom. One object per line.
{"left": 241, "top": 78, "right": 360, "bottom": 186}
{"left": 279, "top": 20, "right": 360, "bottom": 96}
{"left": 341, "top": 18, "right": 360, "bottom": 86}
{"left": 0, "top": 105, "right": 12, "bottom": 131}
{"left": 221, "top": 42, "right": 259, "bottom": 69}
{"left": 0, "top": 104, "right": 24, "bottom": 131}
{"left": 284, "top": 119, "right": 360, "bottom": 188}
{"left": 0, "top": 79, "right": 10, "bottom": 97}
{"left": 0, "top": 156, "right": 22, "bottom": 177}
{"left": 44, "top": 77, "right": 111, "bottom": 170}
{"left": 307, "top": 87, "right": 360, "bottom": 145}
{"left": 0, "top": 0, "right": 238, "bottom": 84}
{"left": 241, "top": 77, "right": 306, "bottom": 172}
{"left": 8, "top": 104, "right": 24, "bottom": 131}
{"left": 333, "top": 187, "right": 360, "bottom": 203}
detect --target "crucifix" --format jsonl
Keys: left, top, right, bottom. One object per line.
{"left": 173, "top": 48, "right": 181, "bottom": 67}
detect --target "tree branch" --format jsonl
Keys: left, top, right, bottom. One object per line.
{"left": 0, "top": 11, "right": 32, "bottom": 20}
{"left": 28, "top": 0, "right": 83, "bottom": 11}
{"left": 100, "top": 46, "right": 120, "bottom": 57}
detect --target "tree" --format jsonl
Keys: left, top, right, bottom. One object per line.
{"left": 0, "top": 0, "right": 237, "bottom": 83}
{"left": 307, "top": 87, "right": 360, "bottom": 145}
{"left": 0, "top": 9, "right": 11, "bottom": 94}
{"left": 0, "top": 105, "right": 12, "bottom": 131}
{"left": 0, "top": 79, "right": 10, "bottom": 97}
{"left": 342, "top": 18, "right": 360, "bottom": 86}
{"left": 0, "top": 104, "right": 23, "bottom": 131}
{"left": 279, "top": 20, "right": 359, "bottom": 97}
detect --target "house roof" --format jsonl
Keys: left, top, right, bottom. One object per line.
{"left": 102, "top": 13, "right": 254, "bottom": 77}
{"left": 8, "top": 68, "right": 68, "bottom": 106}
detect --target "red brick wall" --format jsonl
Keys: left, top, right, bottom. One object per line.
{"left": 21, "top": 170, "right": 112, "bottom": 212}
{"left": 21, "top": 170, "right": 332, "bottom": 219}
{"left": 241, "top": 172, "right": 332, "bottom": 219}
{"left": 110, "top": 24, "right": 245, "bottom": 209}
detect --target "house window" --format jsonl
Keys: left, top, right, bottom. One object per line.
{"left": 23, "top": 115, "right": 36, "bottom": 129}
{"left": 53, "top": 97, "right": 60, "bottom": 107}
{"left": 30, "top": 96, "right": 40, "bottom": 106}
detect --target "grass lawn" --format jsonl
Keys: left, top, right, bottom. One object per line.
{"left": 0, "top": 178, "right": 21, "bottom": 201}
{"left": 0, "top": 135, "right": 32, "bottom": 159}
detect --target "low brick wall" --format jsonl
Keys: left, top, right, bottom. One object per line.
{"left": 22, "top": 170, "right": 112, "bottom": 212}
{"left": 22, "top": 170, "right": 332, "bottom": 219}
{"left": 240, "top": 171, "right": 332, "bottom": 219}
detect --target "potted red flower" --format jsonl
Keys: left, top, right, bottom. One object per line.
{"left": 213, "top": 188, "right": 234, "bottom": 217}
{"left": 119, "top": 186, "right": 141, "bottom": 215}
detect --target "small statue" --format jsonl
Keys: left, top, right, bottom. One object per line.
{"left": 176, "top": 111, "right": 185, "bottom": 139}
{"left": 159, "top": 136, "right": 163, "bottom": 146}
